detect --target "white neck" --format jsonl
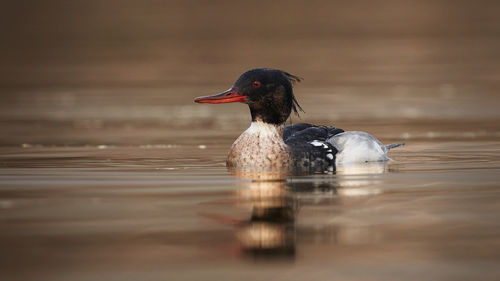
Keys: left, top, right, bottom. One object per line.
{"left": 245, "top": 121, "right": 284, "bottom": 137}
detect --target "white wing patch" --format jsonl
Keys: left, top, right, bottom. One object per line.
{"left": 309, "top": 140, "right": 324, "bottom": 147}
{"left": 308, "top": 140, "right": 336, "bottom": 163}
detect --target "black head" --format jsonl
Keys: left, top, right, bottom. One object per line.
{"left": 195, "top": 68, "right": 303, "bottom": 125}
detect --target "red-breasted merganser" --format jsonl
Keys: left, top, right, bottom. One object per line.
{"left": 195, "top": 68, "right": 403, "bottom": 172}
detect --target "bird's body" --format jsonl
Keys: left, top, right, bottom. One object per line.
{"left": 226, "top": 121, "right": 343, "bottom": 172}
{"left": 195, "top": 68, "right": 403, "bottom": 172}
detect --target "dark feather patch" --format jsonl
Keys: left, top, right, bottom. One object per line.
{"left": 284, "top": 123, "right": 344, "bottom": 144}
{"left": 283, "top": 72, "right": 303, "bottom": 84}
{"left": 283, "top": 123, "right": 344, "bottom": 172}
{"left": 282, "top": 71, "right": 304, "bottom": 116}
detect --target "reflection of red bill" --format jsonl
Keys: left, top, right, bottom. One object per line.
{"left": 198, "top": 212, "right": 244, "bottom": 227}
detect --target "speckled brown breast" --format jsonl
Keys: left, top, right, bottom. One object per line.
{"left": 226, "top": 122, "right": 291, "bottom": 171}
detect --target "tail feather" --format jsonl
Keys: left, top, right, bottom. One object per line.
{"left": 385, "top": 143, "right": 405, "bottom": 150}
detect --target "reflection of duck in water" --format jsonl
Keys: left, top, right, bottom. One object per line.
{"left": 195, "top": 68, "right": 403, "bottom": 172}
{"left": 232, "top": 169, "right": 388, "bottom": 258}
{"left": 234, "top": 175, "right": 297, "bottom": 258}
{"left": 199, "top": 171, "right": 297, "bottom": 258}
{"left": 202, "top": 164, "right": 391, "bottom": 259}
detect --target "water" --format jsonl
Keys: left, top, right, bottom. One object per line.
{"left": 1, "top": 125, "right": 500, "bottom": 281}
{"left": 2, "top": 1, "right": 500, "bottom": 280}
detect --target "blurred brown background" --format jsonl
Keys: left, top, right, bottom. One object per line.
{"left": 1, "top": 0, "right": 499, "bottom": 145}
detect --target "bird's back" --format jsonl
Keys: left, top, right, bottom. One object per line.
{"left": 284, "top": 123, "right": 344, "bottom": 172}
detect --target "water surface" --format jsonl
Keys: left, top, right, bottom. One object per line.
{"left": 1, "top": 123, "right": 500, "bottom": 280}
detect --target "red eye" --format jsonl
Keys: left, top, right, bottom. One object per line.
{"left": 252, "top": 81, "right": 261, "bottom": 88}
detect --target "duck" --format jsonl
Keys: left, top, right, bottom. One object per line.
{"left": 194, "top": 68, "right": 403, "bottom": 172}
